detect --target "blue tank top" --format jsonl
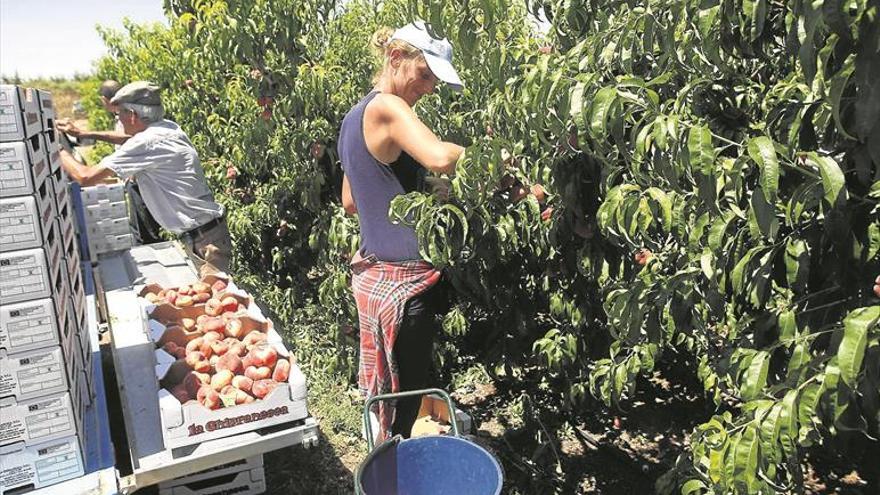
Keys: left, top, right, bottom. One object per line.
{"left": 339, "top": 91, "right": 424, "bottom": 261}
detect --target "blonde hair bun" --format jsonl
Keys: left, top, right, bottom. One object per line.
{"left": 370, "top": 27, "right": 394, "bottom": 56}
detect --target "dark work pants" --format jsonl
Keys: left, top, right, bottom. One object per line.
{"left": 390, "top": 282, "right": 446, "bottom": 438}
{"left": 125, "top": 180, "right": 163, "bottom": 245}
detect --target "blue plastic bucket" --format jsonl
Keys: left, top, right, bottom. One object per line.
{"left": 356, "top": 388, "right": 503, "bottom": 495}
{"left": 356, "top": 434, "right": 503, "bottom": 495}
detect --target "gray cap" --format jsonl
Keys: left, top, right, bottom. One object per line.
{"left": 110, "top": 81, "right": 162, "bottom": 106}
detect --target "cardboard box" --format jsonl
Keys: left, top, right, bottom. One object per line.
{"left": 0, "top": 298, "right": 61, "bottom": 355}
{"left": 0, "top": 391, "right": 78, "bottom": 449}
{"left": 0, "top": 244, "right": 63, "bottom": 306}
{"left": 412, "top": 394, "right": 472, "bottom": 437}
{"left": 36, "top": 90, "right": 55, "bottom": 131}
{"left": 0, "top": 192, "right": 56, "bottom": 252}
{"left": 84, "top": 199, "right": 128, "bottom": 223}
{"left": 0, "top": 134, "right": 49, "bottom": 198}
{"left": 158, "top": 455, "right": 263, "bottom": 489}
{"left": 156, "top": 348, "right": 308, "bottom": 449}
{"left": 0, "top": 346, "right": 69, "bottom": 401}
{"left": 158, "top": 467, "right": 266, "bottom": 495}
{"left": 79, "top": 182, "right": 125, "bottom": 205}
{"left": 0, "top": 85, "right": 42, "bottom": 142}
{"left": 0, "top": 434, "right": 85, "bottom": 494}
{"left": 43, "top": 129, "right": 60, "bottom": 173}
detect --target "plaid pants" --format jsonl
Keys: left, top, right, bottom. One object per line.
{"left": 351, "top": 251, "right": 441, "bottom": 443}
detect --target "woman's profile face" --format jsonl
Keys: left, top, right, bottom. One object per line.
{"left": 395, "top": 56, "right": 437, "bottom": 106}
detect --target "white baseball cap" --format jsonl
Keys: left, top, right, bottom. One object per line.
{"left": 390, "top": 22, "right": 464, "bottom": 91}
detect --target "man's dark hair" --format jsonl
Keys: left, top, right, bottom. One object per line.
{"left": 99, "top": 80, "right": 122, "bottom": 100}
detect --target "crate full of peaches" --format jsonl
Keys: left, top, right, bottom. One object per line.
{"left": 139, "top": 274, "right": 309, "bottom": 449}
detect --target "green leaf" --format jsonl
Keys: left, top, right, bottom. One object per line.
{"left": 741, "top": 351, "right": 770, "bottom": 400}
{"left": 828, "top": 57, "right": 856, "bottom": 140}
{"left": 688, "top": 125, "right": 715, "bottom": 175}
{"left": 838, "top": 306, "right": 880, "bottom": 387}
{"left": 807, "top": 153, "right": 847, "bottom": 206}
{"left": 590, "top": 86, "right": 618, "bottom": 137}
{"left": 747, "top": 137, "right": 779, "bottom": 202}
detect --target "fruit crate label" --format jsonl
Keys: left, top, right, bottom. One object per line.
{"left": 0, "top": 349, "right": 65, "bottom": 398}
{"left": 0, "top": 200, "right": 38, "bottom": 248}
{"left": 0, "top": 252, "right": 48, "bottom": 299}
{"left": 1, "top": 299, "right": 57, "bottom": 353}
{"left": 0, "top": 395, "right": 72, "bottom": 445}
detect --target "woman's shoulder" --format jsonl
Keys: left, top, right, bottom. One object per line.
{"left": 365, "top": 93, "right": 411, "bottom": 122}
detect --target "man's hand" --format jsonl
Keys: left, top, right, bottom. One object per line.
{"left": 56, "top": 119, "right": 84, "bottom": 138}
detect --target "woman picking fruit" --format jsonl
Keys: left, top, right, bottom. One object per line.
{"left": 338, "top": 22, "right": 464, "bottom": 443}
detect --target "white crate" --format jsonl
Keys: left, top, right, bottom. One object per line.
{"left": 85, "top": 199, "right": 128, "bottom": 222}
{"left": 0, "top": 391, "right": 78, "bottom": 449}
{"left": 86, "top": 216, "right": 129, "bottom": 238}
{"left": 36, "top": 90, "right": 55, "bottom": 131}
{"left": 0, "top": 193, "right": 56, "bottom": 253}
{"left": 79, "top": 182, "right": 125, "bottom": 205}
{"left": 0, "top": 434, "right": 85, "bottom": 494}
{"left": 158, "top": 456, "right": 263, "bottom": 489}
{"left": 159, "top": 467, "right": 266, "bottom": 495}
{"left": 0, "top": 244, "right": 63, "bottom": 306}
{"left": 0, "top": 135, "right": 49, "bottom": 198}
{"left": 0, "top": 85, "right": 42, "bottom": 142}
{"left": 157, "top": 351, "right": 309, "bottom": 449}
{"left": 89, "top": 232, "right": 133, "bottom": 258}
{"left": 56, "top": 211, "right": 77, "bottom": 266}
{"left": 50, "top": 162, "right": 70, "bottom": 214}
{"left": 43, "top": 129, "right": 60, "bottom": 173}
{"left": 0, "top": 346, "right": 69, "bottom": 401}
{"left": 0, "top": 298, "right": 61, "bottom": 355}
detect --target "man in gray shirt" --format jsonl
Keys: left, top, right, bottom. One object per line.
{"left": 59, "top": 81, "right": 232, "bottom": 276}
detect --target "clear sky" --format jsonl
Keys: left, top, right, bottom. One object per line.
{"left": 0, "top": 0, "right": 168, "bottom": 79}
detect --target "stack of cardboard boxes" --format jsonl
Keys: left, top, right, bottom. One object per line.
{"left": 80, "top": 182, "right": 133, "bottom": 260}
{"left": 0, "top": 85, "right": 94, "bottom": 493}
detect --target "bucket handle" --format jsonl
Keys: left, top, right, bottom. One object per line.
{"left": 363, "top": 388, "right": 460, "bottom": 451}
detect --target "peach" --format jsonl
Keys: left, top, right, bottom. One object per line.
{"left": 252, "top": 379, "right": 278, "bottom": 399}
{"left": 203, "top": 330, "right": 223, "bottom": 342}
{"left": 211, "top": 280, "right": 227, "bottom": 293}
{"left": 210, "top": 340, "right": 229, "bottom": 356}
{"left": 196, "top": 314, "right": 210, "bottom": 326}
{"left": 175, "top": 295, "right": 194, "bottom": 307}
{"left": 211, "top": 369, "right": 234, "bottom": 391}
{"left": 186, "top": 337, "right": 204, "bottom": 353}
{"left": 220, "top": 296, "right": 239, "bottom": 313}
{"left": 251, "top": 345, "right": 278, "bottom": 368}
{"left": 209, "top": 355, "right": 220, "bottom": 367}
{"left": 215, "top": 353, "right": 243, "bottom": 374}
{"left": 231, "top": 375, "right": 253, "bottom": 393}
{"left": 245, "top": 365, "right": 271, "bottom": 381}
{"left": 193, "top": 292, "right": 211, "bottom": 303}
{"left": 205, "top": 298, "right": 222, "bottom": 317}
{"left": 227, "top": 341, "right": 247, "bottom": 357}
{"left": 144, "top": 292, "right": 160, "bottom": 303}
{"left": 181, "top": 318, "right": 197, "bottom": 331}
{"left": 197, "top": 385, "right": 211, "bottom": 402}
{"left": 192, "top": 282, "right": 211, "bottom": 293}
{"left": 164, "top": 289, "right": 178, "bottom": 305}
{"left": 185, "top": 351, "right": 207, "bottom": 369}
{"left": 201, "top": 318, "right": 225, "bottom": 335}
{"left": 242, "top": 331, "right": 267, "bottom": 347}
{"left": 225, "top": 318, "right": 245, "bottom": 338}
{"left": 178, "top": 285, "right": 193, "bottom": 296}
{"left": 199, "top": 340, "right": 214, "bottom": 358}
{"left": 202, "top": 389, "right": 221, "bottom": 410}
{"left": 272, "top": 359, "right": 290, "bottom": 382}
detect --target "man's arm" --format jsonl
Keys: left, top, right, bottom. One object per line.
{"left": 56, "top": 120, "right": 130, "bottom": 145}
{"left": 342, "top": 174, "right": 357, "bottom": 215}
{"left": 59, "top": 149, "right": 117, "bottom": 186}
